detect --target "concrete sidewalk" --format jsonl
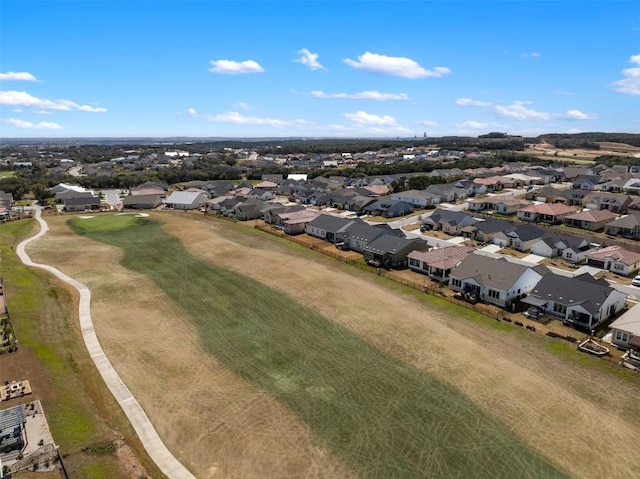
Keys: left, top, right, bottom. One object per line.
{"left": 16, "top": 208, "right": 195, "bottom": 479}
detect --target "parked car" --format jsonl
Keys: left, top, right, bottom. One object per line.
{"left": 632, "top": 275, "right": 640, "bottom": 287}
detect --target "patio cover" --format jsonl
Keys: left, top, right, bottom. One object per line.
{"left": 521, "top": 296, "right": 548, "bottom": 307}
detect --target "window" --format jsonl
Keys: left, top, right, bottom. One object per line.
{"left": 565, "top": 252, "right": 573, "bottom": 259}
{"left": 451, "top": 278, "right": 462, "bottom": 288}
{"left": 615, "top": 331, "right": 630, "bottom": 342}
{"left": 409, "top": 258, "right": 420, "bottom": 267}
{"left": 488, "top": 289, "right": 500, "bottom": 299}
{"left": 553, "top": 303, "right": 567, "bottom": 315}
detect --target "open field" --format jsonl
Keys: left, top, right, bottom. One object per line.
{"left": 0, "top": 220, "right": 158, "bottom": 479}
{"left": 27, "top": 212, "right": 640, "bottom": 478}
{"left": 525, "top": 141, "right": 640, "bottom": 162}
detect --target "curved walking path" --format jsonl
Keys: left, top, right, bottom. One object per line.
{"left": 17, "top": 208, "right": 195, "bottom": 479}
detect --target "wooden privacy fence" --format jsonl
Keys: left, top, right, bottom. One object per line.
{"left": 254, "top": 223, "right": 505, "bottom": 319}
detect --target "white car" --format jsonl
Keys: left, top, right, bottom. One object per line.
{"left": 632, "top": 275, "right": 640, "bottom": 287}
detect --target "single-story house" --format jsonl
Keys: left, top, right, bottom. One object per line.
{"left": 363, "top": 236, "right": 430, "bottom": 269}
{"left": 164, "top": 191, "right": 208, "bottom": 210}
{"left": 530, "top": 234, "right": 590, "bottom": 259}
{"left": 473, "top": 219, "right": 514, "bottom": 243}
{"left": 583, "top": 192, "right": 634, "bottom": 214}
{"left": 122, "top": 194, "right": 163, "bottom": 209}
{"left": 493, "top": 224, "right": 545, "bottom": 252}
{"left": 233, "top": 198, "right": 269, "bottom": 220}
{"left": 605, "top": 213, "right": 640, "bottom": 239}
{"left": 585, "top": 245, "right": 640, "bottom": 276}
{"left": 305, "top": 215, "right": 362, "bottom": 243}
{"left": 522, "top": 273, "right": 627, "bottom": 331}
{"left": 390, "top": 189, "right": 440, "bottom": 208}
{"left": 493, "top": 197, "right": 532, "bottom": 216}
{"left": 342, "top": 223, "right": 392, "bottom": 253}
{"left": 63, "top": 195, "right": 101, "bottom": 212}
{"left": 449, "top": 254, "right": 546, "bottom": 308}
{"left": 279, "top": 209, "right": 322, "bottom": 235}
{"left": 362, "top": 199, "right": 414, "bottom": 218}
{"left": 563, "top": 209, "right": 618, "bottom": 231}
{"left": 517, "top": 203, "right": 579, "bottom": 224}
{"left": 422, "top": 208, "right": 477, "bottom": 235}
{"left": 608, "top": 302, "right": 640, "bottom": 350}
{"left": 407, "top": 245, "right": 474, "bottom": 280}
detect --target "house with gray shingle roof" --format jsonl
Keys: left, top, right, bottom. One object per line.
{"left": 363, "top": 236, "right": 430, "bottom": 269}
{"left": 493, "top": 224, "right": 545, "bottom": 251}
{"left": 522, "top": 273, "right": 627, "bottom": 331}
{"left": 605, "top": 213, "right": 640, "bottom": 239}
{"left": 530, "top": 234, "right": 590, "bottom": 258}
{"left": 422, "top": 208, "right": 476, "bottom": 235}
{"left": 582, "top": 192, "right": 634, "bottom": 214}
{"left": 408, "top": 245, "right": 474, "bottom": 280}
{"left": 305, "top": 215, "right": 362, "bottom": 243}
{"left": 448, "top": 254, "right": 545, "bottom": 307}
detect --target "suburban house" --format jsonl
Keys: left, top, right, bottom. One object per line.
{"left": 585, "top": 245, "right": 640, "bottom": 276}
{"left": 345, "top": 195, "right": 378, "bottom": 215}
{"left": 63, "top": 195, "right": 101, "bottom": 212}
{"left": 342, "top": 223, "right": 394, "bottom": 253}
{"left": 233, "top": 198, "right": 269, "bottom": 220}
{"left": 605, "top": 213, "right": 640, "bottom": 239}
{"left": 526, "top": 186, "right": 563, "bottom": 203}
{"left": 362, "top": 199, "right": 414, "bottom": 218}
{"left": 516, "top": 203, "right": 579, "bottom": 224}
{"left": 562, "top": 242, "right": 599, "bottom": 264}
{"left": 530, "top": 234, "right": 590, "bottom": 259}
{"left": 563, "top": 209, "right": 618, "bottom": 231}
{"left": 407, "top": 245, "right": 474, "bottom": 280}
{"left": 473, "top": 219, "right": 514, "bottom": 244}
{"left": 472, "top": 176, "right": 504, "bottom": 192}
{"left": 363, "top": 236, "right": 430, "bottom": 269}
{"left": 448, "top": 254, "right": 545, "bottom": 308}
{"left": 164, "top": 191, "right": 208, "bottom": 210}
{"left": 263, "top": 204, "right": 305, "bottom": 224}
{"left": 493, "top": 197, "right": 532, "bottom": 216}
{"left": 305, "top": 215, "right": 362, "bottom": 243}
{"left": 583, "top": 192, "right": 633, "bottom": 214}
{"left": 0, "top": 191, "right": 14, "bottom": 209}
{"left": 122, "top": 194, "right": 163, "bottom": 209}
{"left": 522, "top": 273, "right": 627, "bottom": 331}
{"left": 422, "top": 209, "right": 477, "bottom": 235}
{"left": 493, "top": 224, "right": 545, "bottom": 252}
{"left": 278, "top": 209, "right": 322, "bottom": 235}
{"left": 557, "top": 189, "right": 588, "bottom": 206}
{"left": 622, "top": 177, "right": 640, "bottom": 195}
{"left": 608, "top": 302, "right": 640, "bottom": 350}
{"left": 390, "top": 189, "right": 440, "bottom": 208}
{"left": 572, "top": 175, "right": 604, "bottom": 190}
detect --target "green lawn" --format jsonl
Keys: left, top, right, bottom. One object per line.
{"left": 0, "top": 219, "right": 155, "bottom": 479}
{"left": 70, "top": 215, "right": 569, "bottom": 479}
{"left": 0, "top": 170, "right": 17, "bottom": 178}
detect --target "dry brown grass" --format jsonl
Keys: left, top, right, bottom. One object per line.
{"left": 29, "top": 212, "right": 640, "bottom": 479}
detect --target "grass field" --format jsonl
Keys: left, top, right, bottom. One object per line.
{"left": 0, "top": 220, "right": 159, "bottom": 479}
{"left": 68, "top": 215, "right": 568, "bottom": 478}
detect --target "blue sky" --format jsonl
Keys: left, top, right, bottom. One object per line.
{"left": 1, "top": 1, "right": 639, "bottom": 138}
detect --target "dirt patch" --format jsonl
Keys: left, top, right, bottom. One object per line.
{"left": 30, "top": 213, "right": 640, "bottom": 479}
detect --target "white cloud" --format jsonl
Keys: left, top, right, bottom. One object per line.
{"left": 611, "top": 54, "right": 640, "bottom": 95}
{"left": 343, "top": 110, "right": 398, "bottom": 126}
{"left": 209, "top": 59, "right": 264, "bottom": 74}
{"left": 564, "top": 109, "right": 597, "bottom": 120}
{"left": 3, "top": 118, "right": 62, "bottom": 129}
{"left": 456, "top": 120, "right": 489, "bottom": 129}
{"left": 294, "top": 48, "right": 324, "bottom": 70}
{"left": 234, "top": 102, "right": 249, "bottom": 110}
{"left": 417, "top": 120, "right": 439, "bottom": 127}
{"left": 188, "top": 108, "right": 294, "bottom": 127}
{"left": 310, "top": 90, "right": 408, "bottom": 101}
{"left": 456, "top": 98, "right": 492, "bottom": 107}
{"left": 343, "top": 52, "right": 451, "bottom": 79}
{"left": 521, "top": 52, "right": 541, "bottom": 58}
{"left": 494, "top": 101, "right": 551, "bottom": 120}
{"left": 0, "top": 90, "right": 106, "bottom": 112}
{"left": 554, "top": 90, "right": 574, "bottom": 96}
{"left": 0, "top": 71, "right": 38, "bottom": 81}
